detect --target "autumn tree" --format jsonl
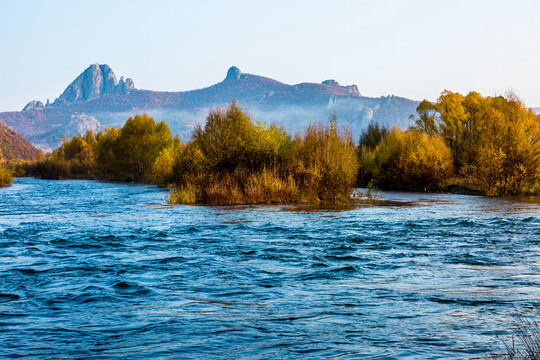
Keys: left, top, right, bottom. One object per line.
{"left": 290, "top": 115, "right": 359, "bottom": 202}
{"left": 412, "top": 90, "right": 540, "bottom": 195}
{"left": 463, "top": 95, "right": 540, "bottom": 195}
{"left": 94, "top": 127, "right": 120, "bottom": 179}
{"left": 0, "top": 164, "right": 12, "bottom": 187}
{"left": 362, "top": 127, "right": 454, "bottom": 191}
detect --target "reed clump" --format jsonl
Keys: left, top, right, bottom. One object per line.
{"left": 491, "top": 312, "right": 540, "bottom": 360}
{"left": 168, "top": 183, "right": 201, "bottom": 205}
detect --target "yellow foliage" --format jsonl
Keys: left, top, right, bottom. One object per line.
{"left": 366, "top": 128, "right": 454, "bottom": 191}
{"left": 463, "top": 96, "right": 540, "bottom": 195}
{"left": 0, "top": 165, "right": 13, "bottom": 187}
{"left": 412, "top": 90, "right": 540, "bottom": 195}
{"left": 177, "top": 105, "right": 358, "bottom": 204}
{"left": 168, "top": 183, "right": 201, "bottom": 204}
{"left": 290, "top": 116, "right": 359, "bottom": 202}
{"left": 150, "top": 148, "right": 175, "bottom": 185}
{"left": 244, "top": 168, "right": 299, "bottom": 204}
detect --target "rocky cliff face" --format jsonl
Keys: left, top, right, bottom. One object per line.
{"left": 322, "top": 80, "right": 360, "bottom": 96}
{"left": 54, "top": 64, "right": 135, "bottom": 105}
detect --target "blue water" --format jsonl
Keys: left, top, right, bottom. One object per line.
{"left": 1, "top": 178, "right": 539, "bottom": 359}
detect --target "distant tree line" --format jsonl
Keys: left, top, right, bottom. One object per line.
{"left": 10, "top": 92, "right": 540, "bottom": 199}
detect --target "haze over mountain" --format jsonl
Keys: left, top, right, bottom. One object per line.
{"left": 0, "top": 64, "right": 419, "bottom": 151}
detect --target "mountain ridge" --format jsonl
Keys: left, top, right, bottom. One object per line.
{"left": 2, "top": 64, "right": 419, "bottom": 151}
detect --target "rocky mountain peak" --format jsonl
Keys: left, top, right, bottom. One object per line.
{"left": 322, "top": 79, "right": 360, "bottom": 96}
{"left": 54, "top": 64, "right": 135, "bottom": 105}
{"left": 322, "top": 79, "right": 340, "bottom": 87}
{"left": 22, "top": 100, "right": 45, "bottom": 111}
{"left": 225, "top": 66, "right": 242, "bottom": 81}
{"left": 344, "top": 85, "right": 360, "bottom": 96}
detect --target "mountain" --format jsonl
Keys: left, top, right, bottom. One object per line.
{"left": 55, "top": 63, "right": 135, "bottom": 105}
{"left": 0, "top": 121, "right": 38, "bottom": 161}
{"left": 534, "top": 107, "right": 540, "bottom": 115}
{"left": 0, "top": 64, "right": 420, "bottom": 151}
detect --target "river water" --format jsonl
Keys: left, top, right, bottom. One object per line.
{"left": 1, "top": 178, "right": 539, "bottom": 359}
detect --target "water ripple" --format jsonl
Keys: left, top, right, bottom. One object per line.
{"left": 0, "top": 178, "right": 539, "bottom": 359}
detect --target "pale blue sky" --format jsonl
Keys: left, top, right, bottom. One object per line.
{"left": 1, "top": 0, "right": 539, "bottom": 112}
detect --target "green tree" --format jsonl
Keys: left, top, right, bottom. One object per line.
{"left": 95, "top": 127, "right": 120, "bottom": 179}
{"left": 193, "top": 101, "right": 260, "bottom": 173}
{"left": 411, "top": 100, "right": 438, "bottom": 136}
{"left": 149, "top": 148, "right": 175, "bottom": 185}
{"left": 359, "top": 122, "right": 389, "bottom": 150}
{"left": 114, "top": 114, "right": 173, "bottom": 182}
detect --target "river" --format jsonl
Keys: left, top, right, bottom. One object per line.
{"left": 1, "top": 178, "right": 539, "bottom": 359}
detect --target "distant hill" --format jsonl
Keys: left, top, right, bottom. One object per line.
{"left": 533, "top": 107, "right": 540, "bottom": 114}
{"left": 0, "top": 121, "right": 38, "bottom": 161}
{"left": 0, "top": 64, "right": 420, "bottom": 151}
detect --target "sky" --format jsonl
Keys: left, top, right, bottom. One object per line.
{"left": 1, "top": 0, "right": 539, "bottom": 112}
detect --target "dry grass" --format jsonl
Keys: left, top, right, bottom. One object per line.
{"left": 244, "top": 168, "right": 298, "bottom": 204}
{"left": 168, "top": 183, "right": 200, "bottom": 204}
{"left": 491, "top": 314, "right": 540, "bottom": 360}
{"left": 203, "top": 172, "right": 243, "bottom": 206}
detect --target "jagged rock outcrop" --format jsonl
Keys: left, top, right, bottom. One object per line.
{"left": 322, "top": 79, "right": 340, "bottom": 87}
{"left": 116, "top": 76, "right": 135, "bottom": 94}
{"left": 225, "top": 66, "right": 242, "bottom": 81}
{"left": 54, "top": 64, "right": 135, "bottom": 105}
{"left": 322, "top": 80, "right": 360, "bottom": 96}
{"left": 343, "top": 85, "right": 360, "bottom": 96}
{"left": 22, "top": 100, "right": 44, "bottom": 111}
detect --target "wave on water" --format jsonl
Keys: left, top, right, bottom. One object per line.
{"left": 0, "top": 178, "right": 539, "bottom": 359}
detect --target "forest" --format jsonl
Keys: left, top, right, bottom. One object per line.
{"left": 3, "top": 91, "right": 540, "bottom": 200}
